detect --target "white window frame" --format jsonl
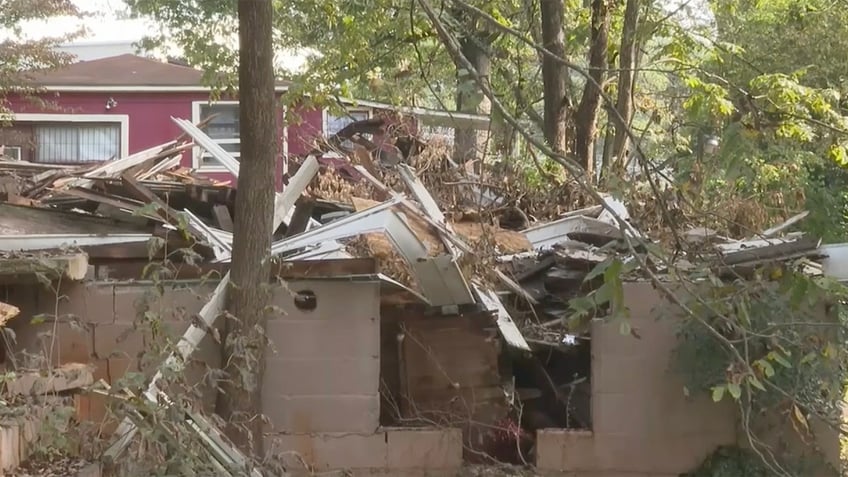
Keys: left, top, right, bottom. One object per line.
{"left": 10, "top": 113, "right": 129, "bottom": 160}
{"left": 1, "top": 146, "right": 22, "bottom": 160}
{"left": 192, "top": 100, "right": 239, "bottom": 172}
{"left": 322, "top": 107, "right": 372, "bottom": 157}
{"left": 192, "top": 100, "right": 289, "bottom": 173}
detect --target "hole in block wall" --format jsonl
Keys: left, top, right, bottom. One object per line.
{"left": 511, "top": 335, "right": 592, "bottom": 431}
{"left": 293, "top": 290, "right": 317, "bottom": 311}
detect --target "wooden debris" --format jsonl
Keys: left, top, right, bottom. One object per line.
{"left": 3, "top": 363, "right": 94, "bottom": 397}
{"left": 0, "top": 301, "right": 20, "bottom": 326}
{"left": 0, "top": 252, "right": 89, "bottom": 284}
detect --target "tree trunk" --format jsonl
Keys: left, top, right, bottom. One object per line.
{"left": 540, "top": 0, "right": 569, "bottom": 154}
{"left": 573, "top": 0, "right": 610, "bottom": 176}
{"left": 611, "top": 0, "right": 640, "bottom": 168}
{"left": 453, "top": 35, "right": 492, "bottom": 169}
{"left": 215, "top": 0, "right": 277, "bottom": 458}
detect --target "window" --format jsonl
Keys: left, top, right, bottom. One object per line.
{"left": 34, "top": 123, "right": 121, "bottom": 163}
{"left": 419, "top": 125, "right": 455, "bottom": 146}
{"left": 325, "top": 109, "right": 370, "bottom": 152}
{"left": 1, "top": 146, "right": 21, "bottom": 161}
{"left": 198, "top": 103, "right": 240, "bottom": 168}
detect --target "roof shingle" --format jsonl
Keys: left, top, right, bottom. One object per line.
{"left": 29, "top": 54, "right": 207, "bottom": 87}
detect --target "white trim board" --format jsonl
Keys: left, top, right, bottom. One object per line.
{"left": 11, "top": 113, "right": 130, "bottom": 159}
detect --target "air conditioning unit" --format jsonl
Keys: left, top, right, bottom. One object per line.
{"left": 1, "top": 146, "right": 21, "bottom": 161}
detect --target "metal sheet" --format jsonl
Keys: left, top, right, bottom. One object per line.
{"left": 0, "top": 233, "right": 152, "bottom": 252}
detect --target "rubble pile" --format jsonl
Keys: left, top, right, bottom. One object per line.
{"left": 0, "top": 115, "right": 841, "bottom": 473}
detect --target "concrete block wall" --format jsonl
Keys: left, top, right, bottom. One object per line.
{"left": 2, "top": 280, "right": 221, "bottom": 428}
{"left": 266, "top": 428, "right": 463, "bottom": 473}
{"left": 262, "top": 279, "right": 381, "bottom": 434}
{"left": 4, "top": 278, "right": 468, "bottom": 474}
{"left": 536, "top": 281, "right": 738, "bottom": 475}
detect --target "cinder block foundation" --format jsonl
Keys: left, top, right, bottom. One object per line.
{"left": 266, "top": 428, "right": 462, "bottom": 473}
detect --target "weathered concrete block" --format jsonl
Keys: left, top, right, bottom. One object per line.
{"left": 263, "top": 395, "right": 380, "bottom": 434}
{"left": 267, "top": 432, "right": 388, "bottom": 471}
{"left": 385, "top": 427, "right": 462, "bottom": 470}
{"left": 11, "top": 321, "right": 93, "bottom": 366}
{"left": 535, "top": 429, "right": 595, "bottom": 472}
{"left": 92, "top": 323, "right": 144, "bottom": 360}
{"left": 48, "top": 283, "right": 115, "bottom": 325}
{"left": 265, "top": 319, "right": 379, "bottom": 360}
{"left": 263, "top": 357, "right": 379, "bottom": 396}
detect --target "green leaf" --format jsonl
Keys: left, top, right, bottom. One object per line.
{"left": 603, "top": 258, "right": 623, "bottom": 284}
{"left": 769, "top": 351, "right": 792, "bottom": 368}
{"left": 30, "top": 314, "right": 47, "bottom": 325}
{"left": 584, "top": 259, "right": 611, "bottom": 282}
{"left": 712, "top": 385, "right": 726, "bottom": 402}
{"left": 727, "top": 382, "right": 742, "bottom": 400}
{"left": 759, "top": 359, "right": 775, "bottom": 378}
{"left": 593, "top": 283, "right": 612, "bottom": 306}
{"left": 568, "top": 296, "right": 595, "bottom": 317}
{"left": 748, "top": 376, "right": 767, "bottom": 392}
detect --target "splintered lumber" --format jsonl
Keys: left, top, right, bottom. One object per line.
{"left": 760, "top": 211, "right": 810, "bottom": 238}
{"left": 3, "top": 363, "right": 93, "bottom": 397}
{"left": 0, "top": 301, "right": 19, "bottom": 326}
{"left": 0, "top": 252, "right": 88, "bottom": 284}
{"left": 718, "top": 236, "right": 821, "bottom": 266}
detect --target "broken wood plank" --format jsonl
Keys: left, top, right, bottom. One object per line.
{"left": 3, "top": 363, "right": 93, "bottom": 397}
{"left": 0, "top": 301, "right": 20, "bottom": 326}
{"left": 719, "top": 236, "right": 821, "bottom": 266}
{"left": 0, "top": 252, "right": 89, "bottom": 284}
{"left": 120, "top": 172, "right": 184, "bottom": 225}
{"left": 212, "top": 204, "right": 234, "bottom": 232}
{"left": 760, "top": 211, "right": 810, "bottom": 238}
{"left": 284, "top": 197, "right": 315, "bottom": 237}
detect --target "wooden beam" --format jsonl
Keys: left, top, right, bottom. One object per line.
{"left": 284, "top": 197, "right": 315, "bottom": 237}
{"left": 120, "top": 172, "right": 183, "bottom": 225}
{"left": 0, "top": 253, "right": 88, "bottom": 284}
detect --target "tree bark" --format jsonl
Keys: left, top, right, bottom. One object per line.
{"left": 573, "top": 0, "right": 610, "bottom": 176}
{"left": 453, "top": 35, "right": 492, "bottom": 169}
{"left": 215, "top": 0, "right": 277, "bottom": 458}
{"left": 611, "top": 0, "right": 640, "bottom": 168}
{"left": 540, "top": 0, "right": 569, "bottom": 154}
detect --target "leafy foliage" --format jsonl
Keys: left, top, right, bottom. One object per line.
{"left": 0, "top": 0, "right": 81, "bottom": 117}
{"left": 685, "top": 446, "right": 775, "bottom": 477}
{"left": 672, "top": 265, "right": 848, "bottom": 472}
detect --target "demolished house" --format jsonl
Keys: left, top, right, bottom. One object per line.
{"left": 0, "top": 113, "right": 844, "bottom": 476}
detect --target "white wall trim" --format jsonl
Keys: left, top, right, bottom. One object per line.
{"left": 12, "top": 113, "right": 130, "bottom": 158}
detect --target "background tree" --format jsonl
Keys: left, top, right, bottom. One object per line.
{"left": 0, "top": 0, "right": 81, "bottom": 116}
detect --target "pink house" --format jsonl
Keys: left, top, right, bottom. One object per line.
{"left": 1, "top": 54, "right": 487, "bottom": 185}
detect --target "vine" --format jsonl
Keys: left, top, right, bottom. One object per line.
{"left": 671, "top": 262, "right": 848, "bottom": 475}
